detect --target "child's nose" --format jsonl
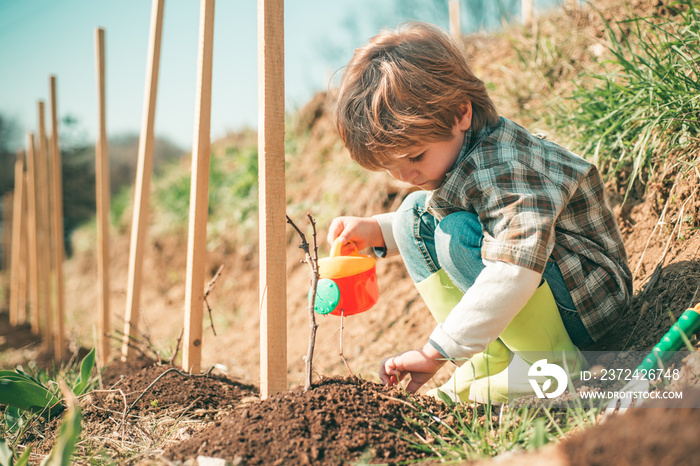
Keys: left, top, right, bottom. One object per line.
{"left": 397, "top": 166, "right": 418, "bottom": 182}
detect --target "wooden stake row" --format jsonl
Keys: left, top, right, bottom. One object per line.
{"left": 5, "top": 79, "right": 66, "bottom": 360}
{"left": 4, "top": 0, "right": 290, "bottom": 398}
{"left": 113, "top": 0, "right": 289, "bottom": 397}
{"left": 449, "top": 0, "right": 549, "bottom": 39}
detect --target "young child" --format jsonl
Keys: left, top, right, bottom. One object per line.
{"left": 327, "top": 22, "right": 633, "bottom": 403}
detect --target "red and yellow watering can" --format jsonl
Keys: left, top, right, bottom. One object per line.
{"left": 310, "top": 238, "right": 379, "bottom": 316}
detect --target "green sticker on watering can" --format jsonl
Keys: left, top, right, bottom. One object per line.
{"left": 311, "top": 278, "right": 340, "bottom": 315}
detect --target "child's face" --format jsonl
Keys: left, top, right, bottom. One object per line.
{"left": 385, "top": 108, "right": 471, "bottom": 191}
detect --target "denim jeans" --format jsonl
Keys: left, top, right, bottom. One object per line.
{"left": 392, "top": 191, "right": 595, "bottom": 349}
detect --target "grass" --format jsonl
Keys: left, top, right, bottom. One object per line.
{"left": 0, "top": 342, "right": 215, "bottom": 465}
{"left": 546, "top": 0, "right": 700, "bottom": 196}
{"left": 125, "top": 142, "right": 262, "bottom": 247}
{"left": 399, "top": 378, "right": 602, "bottom": 463}
{"left": 0, "top": 350, "right": 96, "bottom": 464}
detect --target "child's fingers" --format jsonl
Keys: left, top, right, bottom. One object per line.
{"left": 378, "top": 357, "right": 393, "bottom": 385}
{"left": 379, "top": 356, "right": 402, "bottom": 386}
{"left": 340, "top": 240, "right": 360, "bottom": 255}
{"left": 327, "top": 218, "right": 346, "bottom": 245}
{"left": 328, "top": 216, "right": 365, "bottom": 245}
{"left": 405, "top": 379, "right": 423, "bottom": 394}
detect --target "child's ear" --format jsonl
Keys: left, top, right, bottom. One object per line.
{"left": 457, "top": 102, "right": 472, "bottom": 131}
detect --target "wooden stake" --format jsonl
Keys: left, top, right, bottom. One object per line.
{"left": 19, "top": 175, "right": 28, "bottom": 324}
{"left": 95, "top": 29, "right": 111, "bottom": 367}
{"left": 449, "top": 0, "right": 460, "bottom": 40}
{"left": 2, "top": 193, "right": 12, "bottom": 310}
{"left": 522, "top": 0, "right": 533, "bottom": 25}
{"left": 258, "top": 0, "right": 287, "bottom": 398}
{"left": 25, "top": 133, "right": 40, "bottom": 335}
{"left": 37, "top": 101, "right": 53, "bottom": 352}
{"left": 49, "top": 76, "right": 66, "bottom": 360}
{"left": 9, "top": 151, "right": 25, "bottom": 327}
{"left": 183, "top": 0, "right": 216, "bottom": 374}
{"left": 122, "top": 0, "right": 165, "bottom": 360}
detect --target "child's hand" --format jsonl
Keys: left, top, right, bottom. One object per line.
{"left": 327, "top": 216, "right": 384, "bottom": 253}
{"left": 378, "top": 343, "right": 446, "bottom": 393}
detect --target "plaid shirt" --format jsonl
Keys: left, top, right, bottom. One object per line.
{"left": 427, "top": 117, "right": 632, "bottom": 341}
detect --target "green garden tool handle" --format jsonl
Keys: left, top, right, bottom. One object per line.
{"left": 637, "top": 304, "right": 700, "bottom": 372}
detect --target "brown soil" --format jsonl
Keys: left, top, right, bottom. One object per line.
{"left": 164, "top": 376, "right": 466, "bottom": 465}
{"left": 2, "top": 1, "right": 700, "bottom": 465}
{"left": 562, "top": 389, "right": 700, "bottom": 466}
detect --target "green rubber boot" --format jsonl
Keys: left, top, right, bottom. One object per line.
{"left": 426, "top": 339, "right": 512, "bottom": 402}
{"left": 469, "top": 280, "right": 588, "bottom": 405}
{"left": 414, "top": 268, "right": 463, "bottom": 324}
{"left": 415, "top": 269, "right": 513, "bottom": 402}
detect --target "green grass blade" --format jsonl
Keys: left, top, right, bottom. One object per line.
{"left": 0, "top": 371, "right": 45, "bottom": 386}
{"left": 72, "top": 348, "right": 95, "bottom": 396}
{"left": 0, "top": 439, "right": 14, "bottom": 466}
{"left": 39, "top": 401, "right": 82, "bottom": 466}
{"left": 4, "top": 406, "right": 23, "bottom": 433}
{"left": 0, "top": 379, "right": 64, "bottom": 416}
{"left": 14, "top": 447, "right": 31, "bottom": 466}
{"left": 436, "top": 389, "right": 457, "bottom": 408}
{"left": 14, "top": 369, "right": 45, "bottom": 385}
{"left": 527, "top": 418, "right": 549, "bottom": 449}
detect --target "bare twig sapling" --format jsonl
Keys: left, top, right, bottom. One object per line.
{"left": 286, "top": 214, "right": 319, "bottom": 391}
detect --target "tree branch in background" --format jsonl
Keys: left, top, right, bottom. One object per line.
{"left": 204, "top": 264, "right": 225, "bottom": 336}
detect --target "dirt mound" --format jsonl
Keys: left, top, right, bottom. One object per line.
{"left": 164, "top": 376, "right": 464, "bottom": 465}
{"left": 98, "top": 362, "right": 259, "bottom": 413}
{"left": 26, "top": 360, "right": 259, "bottom": 460}
{"left": 0, "top": 313, "right": 43, "bottom": 368}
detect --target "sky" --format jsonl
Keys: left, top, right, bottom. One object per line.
{"left": 0, "top": 0, "right": 562, "bottom": 152}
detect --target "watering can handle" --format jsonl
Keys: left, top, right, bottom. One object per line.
{"left": 330, "top": 238, "right": 360, "bottom": 258}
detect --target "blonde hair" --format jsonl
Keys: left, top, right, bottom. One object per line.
{"left": 335, "top": 22, "right": 499, "bottom": 171}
